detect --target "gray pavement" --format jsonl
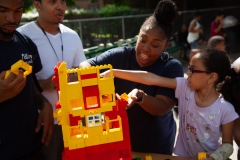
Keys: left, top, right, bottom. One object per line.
{"left": 171, "top": 51, "right": 240, "bottom": 159}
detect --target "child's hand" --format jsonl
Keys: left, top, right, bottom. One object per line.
{"left": 100, "top": 70, "right": 111, "bottom": 78}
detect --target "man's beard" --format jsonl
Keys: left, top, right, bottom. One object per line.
{"left": 0, "top": 29, "right": 15, "bottom": 39}
{"left": 0, "top": 21, "right": 20, "bottom": 40}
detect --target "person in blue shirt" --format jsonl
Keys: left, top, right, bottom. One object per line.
{"left": 80, "top": 0, "right": 183, "bottom": 154}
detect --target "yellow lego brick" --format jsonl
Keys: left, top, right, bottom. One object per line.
{"left": 76, "top": 143, "right": 86, "bottom": 148}
{"left": 69, "top": 138, "right": 85, "bottom": 146}
{"left": 107, "top": 137, "right": 122, "bottom": 143}
{"left": 114, "top": 132, "right": 123, "bottom": 140}
{"left": 198, "top": 152, "right": 206, "bottom": 160}
{"left": 81, "top": 78, "right": 98, "bottom": 86}
{"left": 99, "top": 83, "right": 115, "bottom": 94}
{"left": 92, "top": 140, "right": 101, "bottom": 145}
{"left": 104, "top": 128, "right": 123, "bottom": 142}
{"left": 64, "top": 142, "right": 69, "bottom": 147}
{"left": 86, "top": 126, "right": 102, "bottom": 133}
{"left": 107, "top": 137, "right": 117, "bottom": 143}
{"left": 4, "top": 60, "right": 32, "bottom": 79}
{"left": 69, "top": 143, "right": 77, "bottom": 150}
{"left": 120, "top": 93, "right": 129, "bottom": 101}
{"left": 145, "top": 155, "right": 152, "bottom": 160}
{"left": 85, "top": 135, "right": 101, "bottom": 141}
{"left": 67, "top": 68, "right": 80, "bottom": 75}
{"left": 100, "top": 138, "right": 108, "bottom": 144}
{"left": 80, "top": 66, "right": 97, "bottom": 74}
{"left": 84, "top": 140, "right": 93, "bottom": 147}
{"left": 97, "top": 64, "right": 112, "bottom": 70}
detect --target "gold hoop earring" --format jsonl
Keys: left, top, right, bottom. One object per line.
{"left": 161, "top": 52, "right": 169, "bottom": 61}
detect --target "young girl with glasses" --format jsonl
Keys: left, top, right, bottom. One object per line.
{"left": 102, "top": 48, "right": 240, "bottom": 160}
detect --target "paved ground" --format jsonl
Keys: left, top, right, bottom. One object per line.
{"left": 171, "top": 51, "right": 240, "bottom": 159}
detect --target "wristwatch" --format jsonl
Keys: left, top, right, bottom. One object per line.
{"left": 136, "top": 90, "right": 144, "bottom": 103}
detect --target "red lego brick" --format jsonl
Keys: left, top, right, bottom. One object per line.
{"left": 82, "top": 85, "right": 100, "bottom": 110}
{"left": 62, "top": 148, "right": 87, "bottom": 160}
{"left": 55, "top": 101, "right": 61, "bottom": 109}
{"left": 69, "top": 114, "right": 81, "bottom": 126}
{"left": 81, "top": 73, "right": 97, "bottom": 80}
{"left": 52, "top": 65, "right": 60, "bottom": 91}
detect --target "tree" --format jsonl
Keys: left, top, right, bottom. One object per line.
{"left": 91, "top": 0, "right": 159, "bottom": 10}
{"left": 23, "top": 0, "right": 78, "bottom": 12}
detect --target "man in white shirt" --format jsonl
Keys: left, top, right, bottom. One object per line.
{"left": 17, "top": 0, "right": 86, "bottom": 159}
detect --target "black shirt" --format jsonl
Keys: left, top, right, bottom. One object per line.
{"left": 0, "top": 31, "right": 42, "bottom": 160}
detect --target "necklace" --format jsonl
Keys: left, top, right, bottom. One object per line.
{"left": 36, "top": 20, "right": 64, "bottom": 61}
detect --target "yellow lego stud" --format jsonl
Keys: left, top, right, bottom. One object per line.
{"left": 4, "top": 60, "right": 32, "bottom": 79}
{"left": 120, "top": 93, "right": 129, "bottom": 101}
{"left": 145, "top": 155, "right": 152, "bottom": 160}
{"left": 198, "top": 152, "right": 206, "bottom": 160}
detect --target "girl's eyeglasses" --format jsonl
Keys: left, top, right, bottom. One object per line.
{"left": 188, "top": 67, "right": 210, "bottom": 74}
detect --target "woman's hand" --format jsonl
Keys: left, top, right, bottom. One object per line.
{"left": 126, "top": 89, "right": 143, "bottom": 108}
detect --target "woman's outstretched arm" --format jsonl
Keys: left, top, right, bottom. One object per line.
{"left": 113, "top": 69, "right": 177, "bottom": 89}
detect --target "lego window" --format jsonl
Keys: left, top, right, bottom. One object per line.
{"left": 70, "top": 127, "right": 81, "bottom": 138}
{"left": 108, "top": 120, "right": 120, "bottom": 132}
{"left": 87, "top": 114, "right": 101, "bottom": 127}
{"left": 67, "top": 72, "right": 78, "bottom": 83}
{"left": 101, "top": 113, "right": 106, "bottom": 131}
{"left": 70, "top": 99, "right": 82, "bottom": 110}
{"left": 102, "top": 94, "right": 113, "bottom": 103}
{"left": 109, "top": 120, "right": 120, "bottom": 129}
{"left": 99, "top": 68, "right": 111, "bottom": 79}
{"left": 101, "top": 113, "right": 105, "bottom": 124}
{"left": 86, "top": 96, "right": 98, "bottom": 108}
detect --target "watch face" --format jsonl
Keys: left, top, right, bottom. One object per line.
{"left": 136, "top": 90, "right": 144, "bottom": 103}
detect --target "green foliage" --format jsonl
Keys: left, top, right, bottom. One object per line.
{"left": 66, "top": 4, "right": 149, "bottom": 19}
{"left": 98, "top": 5, "right": 139, "bottom": 17}
{"left": 23, "top": 0, "right": 78, "bottom": 11}
{"left": 65, "top": 0, "right": 78, "bottom": 6}
{"left": 111, "top": 0, "right": 132, "bottom": 6}
{"left": 22, "top": 3, "right": 151, "bottom": 21}
{"left": 21, "top": 4, "right": 151, "bottom": 48}
{"left": 65, "top": 8, "right": 98, "bottom": 19}
{"left": 91, "top": 0, "right": 133, "bottom": 6}
{"left": 23, "top": 0, "right": 34, "bottom": 12}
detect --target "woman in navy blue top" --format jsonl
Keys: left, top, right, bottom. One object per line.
{"left": 80, "top": 0, "right": 183, "bottom": 154}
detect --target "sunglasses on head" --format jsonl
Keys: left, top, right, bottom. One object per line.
{"left": 188, "top": 67, "right": 210, "bottom": 74}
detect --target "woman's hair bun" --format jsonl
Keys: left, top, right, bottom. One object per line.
{"left": 154, "top": 0, "right": 178, "bottom": 25}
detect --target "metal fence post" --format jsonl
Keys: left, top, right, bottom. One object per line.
{"left": 79, "top": 21, "right": 82, "bottom": 39}
{"left": 122, "top": 17, "right": 125, "bottom": 39}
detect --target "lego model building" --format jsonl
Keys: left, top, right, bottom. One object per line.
{"left": 53, "top": 62, "right": 132, "bottom": 160}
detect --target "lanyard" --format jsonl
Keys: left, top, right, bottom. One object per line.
{"left": 36, "top": 20, "right": 63, "bottom": 61}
